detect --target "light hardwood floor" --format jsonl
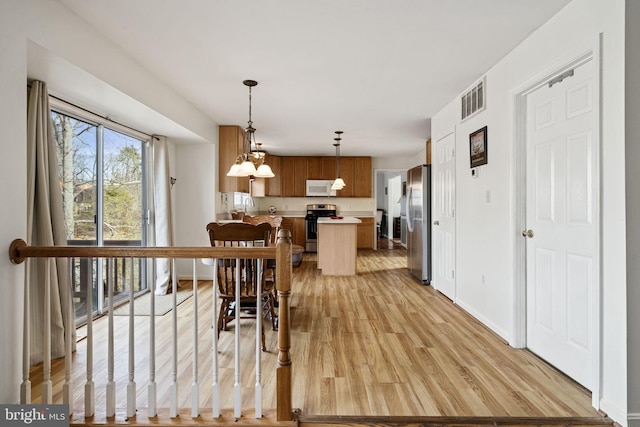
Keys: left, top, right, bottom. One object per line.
{"left": 29, "top": 246, "right": 603, "bottom": 420}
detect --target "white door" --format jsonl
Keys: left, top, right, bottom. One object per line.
{"left": 525, "top": 58, "right": 597, "bottom": 390}
{"left": 432, "top": 131, "right": 456, "bottom": 300}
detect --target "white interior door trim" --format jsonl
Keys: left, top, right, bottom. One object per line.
{"left": 512, "top": 37, "right": 602, "bottom": 409}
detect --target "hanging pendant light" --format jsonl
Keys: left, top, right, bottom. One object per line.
{"left": 226, "top": 79, "right": 274, "bottom": 178}
{"left": 253, "top": 143, "right": 274, "bottom": 178}
{"left": 331, "top": 131, "right": 345, "bottom": 190}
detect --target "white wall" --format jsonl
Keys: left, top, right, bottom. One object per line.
{"left": 431, "top": 0, "right": 626, "bottom": 423}
{"left": 0, "top": 0, "right": 28, "bottom": 404}
{"left": 173, "top": 143, "right": 217, "bottom": 277}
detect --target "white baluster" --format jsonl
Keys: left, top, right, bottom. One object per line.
{"left": 234, "top": 258, "right": 241, "bottom": 419}
{"left": 42, "top": 258, "right": 52, "bottom": 404}
{"left": 106, "top": 259, "right": 115, "bottom": 417}
{"left": 148, "top": 259, "right": 157, "bottom": 417}
{"left": 20, "top": 258, "right": 31, "bottom": 404}
{"left": 169, "top": 259, "right": 178, "bottom": 418}
{"left": 127, "top": 258, "right": 137, "bottom": 419}
{"left": 211, "top": 258, "right": 220, "bottom": 418}
{"left": 191, "top": 259, "right": 199, "bottom": 418}
{"left": 85, "top": 258, "right": 95, "bottom": 417}
{"left": 255, "top": 258, "right": 263, "bottom": 418}
{"left": 63, "top": 258, "right": 73, "bottom": 414}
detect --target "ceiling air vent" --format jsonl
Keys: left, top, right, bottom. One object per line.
{"left": 461, "top": 77, "right": 485, "bottom": 121}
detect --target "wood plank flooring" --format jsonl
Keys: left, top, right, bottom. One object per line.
{"left": 28, "top": 246, "right": 607, "bottom": 423}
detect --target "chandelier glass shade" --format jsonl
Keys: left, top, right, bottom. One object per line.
{"left": 331, "top": 131, "right": 345, "bottom": 190}
{"left": 226, "top": 80, "right": 275, "bottom": 179}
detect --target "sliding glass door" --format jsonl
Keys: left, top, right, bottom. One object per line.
{"left": 51, "top": 107, "right": 149, "bottom": 326}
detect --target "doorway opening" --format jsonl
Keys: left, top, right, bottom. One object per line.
{"left": 375, "top": 169, "right": 407, "bottom": 250}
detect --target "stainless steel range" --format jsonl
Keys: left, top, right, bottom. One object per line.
{"left": 305, "top": 204, "right": 337, "bottom": 252}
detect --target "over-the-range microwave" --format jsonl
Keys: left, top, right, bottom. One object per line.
{"left": 305, "top": 180, "right": 337, "bottom": 197}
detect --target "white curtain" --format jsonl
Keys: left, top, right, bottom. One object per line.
{"left": 26, "top": 81, "right": 74, "bottom": 364}
{"left": 152, "top": 135, "right": 174, "bottom": 294}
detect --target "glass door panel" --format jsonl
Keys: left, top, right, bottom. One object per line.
{"left": 52, "top": 109, "right": 148, "bottom": 326}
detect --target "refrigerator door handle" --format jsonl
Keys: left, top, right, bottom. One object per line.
{"left": 406, "top": 187, "right": 414, "bottom": 233}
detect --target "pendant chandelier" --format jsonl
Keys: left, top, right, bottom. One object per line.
{"left": 331, "top": 131, "right": 345, "bottom": 190}
{"left": 226, "top": 79, "right": 275, "bottom": 178}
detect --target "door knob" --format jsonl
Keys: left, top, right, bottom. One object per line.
{"left": 433, "top": 220, "right": 440, "bottom": 226}
{"left": 522, "top": 229, "right": 534, "bottom": 238}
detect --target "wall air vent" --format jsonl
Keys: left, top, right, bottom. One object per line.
{"left": 461, "top": 77, "right": 486, "bottom": 121}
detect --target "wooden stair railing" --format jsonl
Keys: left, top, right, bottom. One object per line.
{"left": 8, "top": 229, "right": 294, "bottom": 423}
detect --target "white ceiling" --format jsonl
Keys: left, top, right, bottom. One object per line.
{"left": 50, "top": 0, "right": 571, "bottom": 157}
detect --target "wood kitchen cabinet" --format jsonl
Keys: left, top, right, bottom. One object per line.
{"left": 266, "top": 155, "right": 281, "bottom": 196}
{"left": 280, "top": 157, "right": 295, "bottom": 197}
{"left": 218, "top": 125, "right": 250, "bottom": 193}
{"left": 293, "top": 157, "right": 307, "bottom": 196}
{"left": 306, "top": 157, "right": 323, "bottom": 180}
{"left": 302, "top": 156, "right": 339, "bottom": 181}
{"left": 322, "top": 157, "right": 336, "bottom": 180}
{"left": 335, "top": 156, "right": 371, "bottom": 198}
{"left": 281, "top": 217, "right": 306, "bottom": 247}
{"left": 280, "top": 156, "right": 307, "bottom": 197}
{"left": 275, "top": 155, "right": 371, "bottom": 198}
{"left": 354, "top": 157, "right": 372, "bottom": 197}
{"left": 356, "top": 217, "right": 375, "bottom": 249}
{"left": 336, "top": 157, "right": 355, "bottom": 198}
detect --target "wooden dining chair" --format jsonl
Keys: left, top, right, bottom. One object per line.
{"left": 242, "top": 215, "right": 283, "bottom": 287}
{"left": 206, "top": 222, "right": 277, "bottom": 351}
{"left": 242, "top": 214, "right": 283, "bottom": 243}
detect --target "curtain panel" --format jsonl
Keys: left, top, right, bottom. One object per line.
{"left": 26, "top": 81, "right": 74, "bottom": 364}
{"left": 152, "top": 135, "right": 174, "bottom": 294}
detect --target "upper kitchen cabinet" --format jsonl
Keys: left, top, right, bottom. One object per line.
{"left": 354, "top": 157, "right": 372, "bottom": 197}
{"left": 307, "top": 157, "right": 341, "bottom": 181}
{"left": 281, "top": 156, "right": 307, "bottom": 197}
{"left": 276, "top": 155, "right": 371, "bottom": 198}
{"left": 266, "top": 155, "right": 281, "bottom": 196}
{"left": 336, "top": 157, "right": 355, "bottom": 198}
{"left": 306, "top": 157, "right": 323, "bottom": 180}
{"left": 322, "top": 157, "right": 336, "bottom": 180}
{"left": 280, "top": 157, "right": 295, "bottom": 197}
{"left": 293, "top": 157, "right": 307, "bottom": 196}
{"left": 336, "top": 156, "right": 371, "bottom": 198}
{"left": 218, "top": 125, "right": 250, "bottom": 193}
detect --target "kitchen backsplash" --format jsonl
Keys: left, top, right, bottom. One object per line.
{"left": 218, "top": 192, "right": 375, "bottom": 218}
{"left": 256, "top": 196, "right": 375, "bottom": 216}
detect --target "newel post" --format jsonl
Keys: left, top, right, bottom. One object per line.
{"left": 275, "top": 229, "right": 293, "bottom": 421}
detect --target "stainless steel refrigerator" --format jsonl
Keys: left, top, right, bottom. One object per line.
{"left": 406, "top": 164, "right": 431, "bottom": 284}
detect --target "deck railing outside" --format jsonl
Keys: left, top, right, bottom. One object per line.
{"left": 8, "top": 230, "right": 294, "bottom": 422}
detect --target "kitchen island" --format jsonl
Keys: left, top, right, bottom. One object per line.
{"left": 317, "top": 216, "right": 362, "bottom": 275}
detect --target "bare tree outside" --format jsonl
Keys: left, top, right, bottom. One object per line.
{"left": 51, "top": 113, "right": 97, "bottom": 241}
{"left": 51, "top": 110, "right": 146, "bottom": 325}
{"left": 51, "top": 113, "right": 143, "bottom": 242}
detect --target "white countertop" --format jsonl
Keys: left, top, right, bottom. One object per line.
{"left": 317, "top": 216, "right": 362, "bottom": 224}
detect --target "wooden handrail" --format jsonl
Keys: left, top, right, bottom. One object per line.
{"left": 9, "top": 238, "right": 276, "bottom": 264}
{"left": 8, "top": 229, "right": 295, "bottom": 422}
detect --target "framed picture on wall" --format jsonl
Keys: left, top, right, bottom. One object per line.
{"left": 469, "top": 126, "right": 488, "bottom": 168}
